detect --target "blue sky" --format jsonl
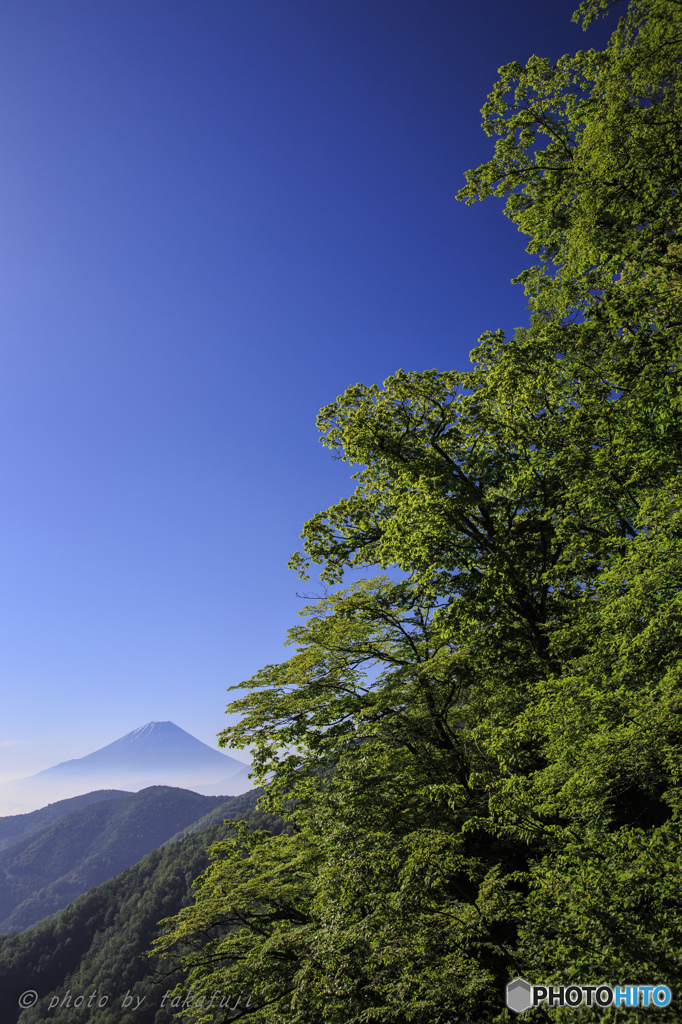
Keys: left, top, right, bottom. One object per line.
{"left": 0, "top": 0, "right": 613, "bottom": 780}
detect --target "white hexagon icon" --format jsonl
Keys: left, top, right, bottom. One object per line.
{"left": 506, "top": 977, "right": 532, "bottom": 1014}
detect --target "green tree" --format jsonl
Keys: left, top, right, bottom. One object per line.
{"left": 153, "top": 2, "right": 682, "bottom": 1020}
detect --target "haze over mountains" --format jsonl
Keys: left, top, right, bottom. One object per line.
{"left": 0, "top": 722, "right": 253, "bottom": 814}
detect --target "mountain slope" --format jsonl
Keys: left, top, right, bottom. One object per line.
{"left": 0, "top": 791, "right": 130, "bottom": 852}
{"left": 161, "top": 787, "right": 264, "bottom": 845}
{"left": 0, "top": 787, "right": 245, "bottom": 933}
{"left": 0, "top": 797, "right": 284, "bottom": 1024}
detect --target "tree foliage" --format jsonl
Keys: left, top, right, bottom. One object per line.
{"left": 153, "top": 2, "right": 682, "bottom": 1020}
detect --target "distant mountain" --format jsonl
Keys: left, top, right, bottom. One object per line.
{"left": 0, "top": 790, "right": 130, "bottom": 852}
{"left": 0, "top": 786, "right": 244, "bottom": 933}
{"left": 32, "top": 721, "right": 247, "bottom": 782}
{"left": 0, "top": 794, "right": 282, "bottom": 1024}
{"left": 192, "top": 761, "right": 257, "bottom": 795}
{"left": 0, "top": 722, "right": 253, "bottom": 813}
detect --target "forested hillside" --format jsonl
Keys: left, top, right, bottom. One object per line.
{"left": 0, "top": 787, "right": 233, "bottom": 934}
{"left": 0, "top": 791, "right": 130, "bottom": 852}
{"left": 0, "top": 798, "right": 277, "bottom": 1024}
{"left": 152, "top": 2, "right": 682, "bottom": 1021}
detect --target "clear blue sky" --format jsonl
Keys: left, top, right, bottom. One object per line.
{"left": 0, "top": 0, "right": 613, "bottom": 779}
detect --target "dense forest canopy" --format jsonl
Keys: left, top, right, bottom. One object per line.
{"left": 153, "top": 1, "right": 682, "bottom": 1020}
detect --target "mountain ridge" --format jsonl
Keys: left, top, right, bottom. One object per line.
{"left": 0, "top": 796, "right": 283, "bottom": 1024}
{"left": 0, "top": 786, "right": 251, "bottom": 933}
{"left": 0, "top": 790, "right": 131, "bottom": 851}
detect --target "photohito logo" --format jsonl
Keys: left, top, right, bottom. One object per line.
{"left": 506, "top": 978, "right": 672, "bottom": 1013}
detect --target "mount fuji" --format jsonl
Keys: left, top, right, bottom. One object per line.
{"left": 0, "top": 722, "right": 254, "bottom": 814}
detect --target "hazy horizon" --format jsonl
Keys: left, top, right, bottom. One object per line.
{"left": 0, "top": 720, "right": 254, "bottom": 814}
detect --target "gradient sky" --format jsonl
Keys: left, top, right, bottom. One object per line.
{"left": 0, "top": 0, "right": 614, "bottom": 781}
